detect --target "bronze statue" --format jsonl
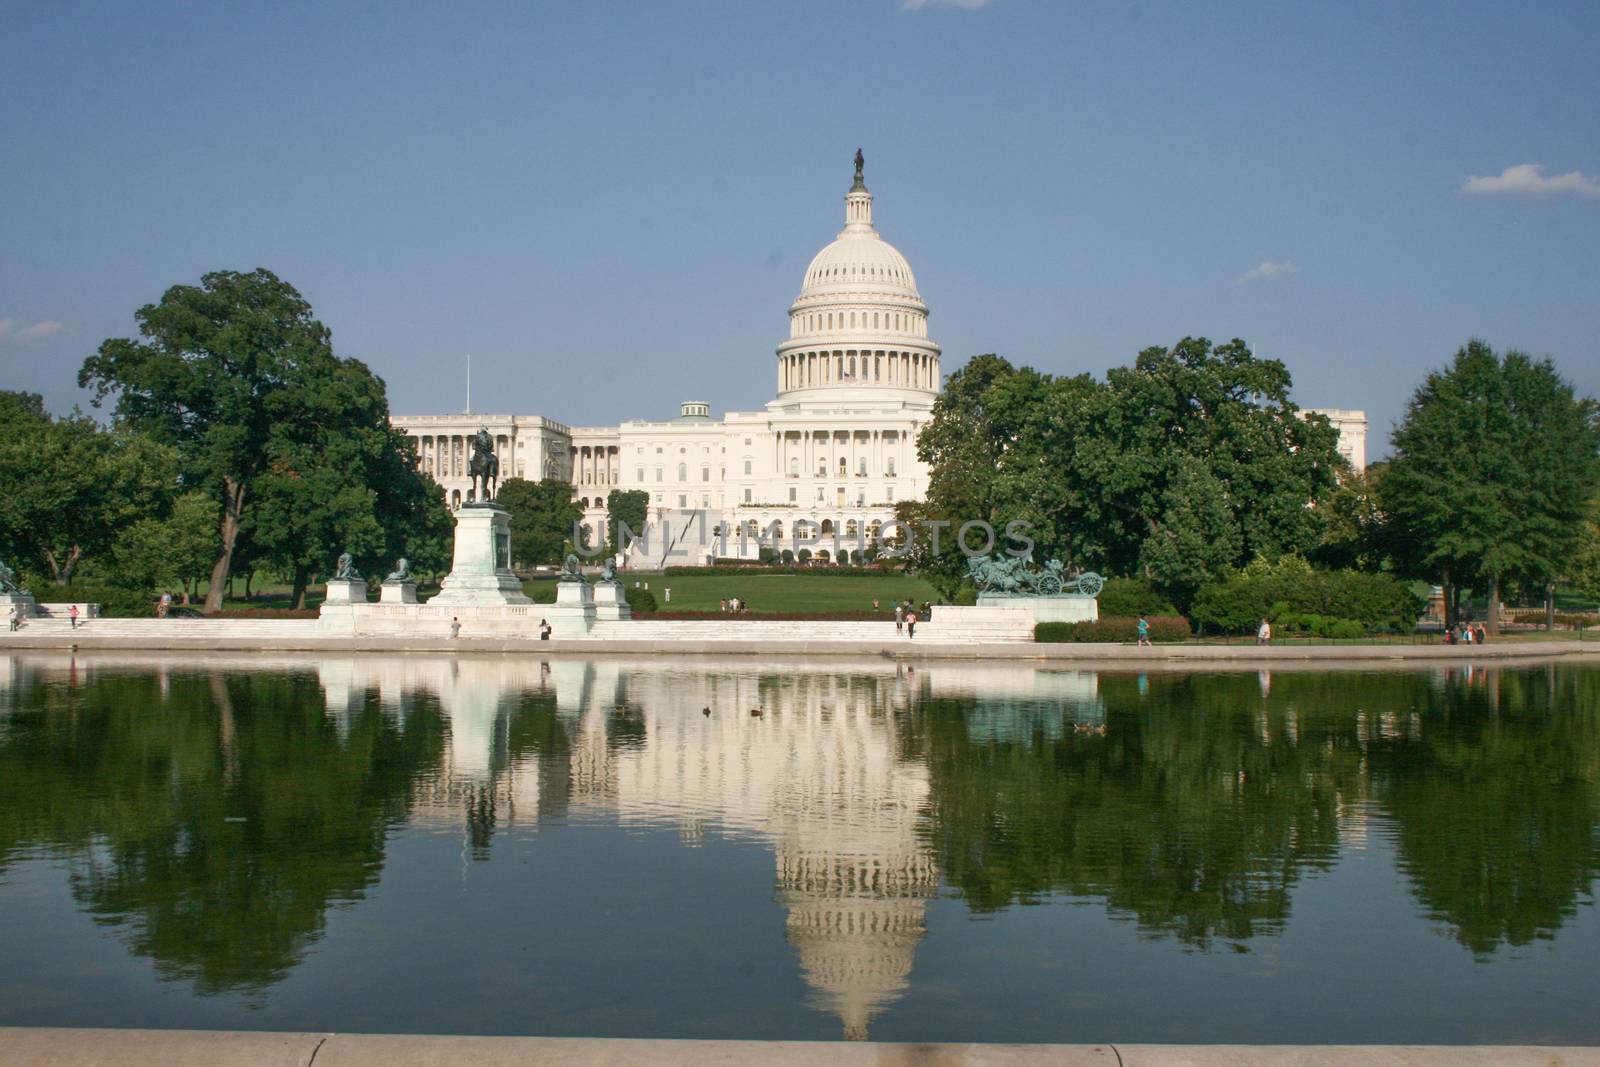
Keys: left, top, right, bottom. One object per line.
{"left": 467, "top": 427, "right": 500, "bottom": 503}
{"left": 334, "top": 551, "right": 361, "bottom": 581}
{"left": 0, "top": 558, "right": 26, "bottom": 596}
{"left": 383, "top": 558, "right": 412, "bottom": 583}
{"left": 853, "top": 147, "right": 864, "bottom": 182}
{"left": 559, "top": 553, "right": 583, "bottom": 582}
{"left": 600, "top": 557, "right": 620, "bottom": 585}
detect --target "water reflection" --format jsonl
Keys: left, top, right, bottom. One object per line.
{"left": 0, "top": 654, "right": 1597, "bottom": 1038}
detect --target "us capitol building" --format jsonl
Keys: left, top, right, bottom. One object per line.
{"left": 394, "top": 155, "right": 1366, "bottom": 564}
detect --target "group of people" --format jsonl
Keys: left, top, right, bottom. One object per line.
{"left": 892, "top": 599, "right": 931, "bottom": 638}
{"left": 1446, "top": 621, "right": 1487, "bottom": 645}
{"left": 719, "top": 597, "right": 749, "bottom": 612}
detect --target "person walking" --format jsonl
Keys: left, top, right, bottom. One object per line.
{"left": 1474, "top": 622, "right": 1487, "bottom": 645}
{"left": 906, "top": 609, "right": 918, "bottom": 639}
{"left": 68, "top": 604, "right": 79, "bottom": 630}
{"left": 894, "top": 602, "right": 904, "bottom": 634}
{"left": 9, "top": 604, "right": 21, "bottom": 632}
{"left": 1256, "top": 617, "right": 1271, "bottom": 646}
{"left": 449, "top": 617, "right": 461, "bottom": 639}
{"left": 1137, "top": 615, "right": 1151, "bottom": 647}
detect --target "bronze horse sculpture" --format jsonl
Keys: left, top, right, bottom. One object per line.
{"left": 468, "top": 428, "right": 499, "bottom": 503}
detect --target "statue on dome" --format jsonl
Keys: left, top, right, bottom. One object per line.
{"left": 853, "top": 148, "right": 865, "bottom": 185}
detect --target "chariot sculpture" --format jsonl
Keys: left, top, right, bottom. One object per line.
{"left": 967, "top": 555, "right": 1103, "bottom": 598}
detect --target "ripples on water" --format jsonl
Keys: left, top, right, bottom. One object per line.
{"left": 0, "top": 653, "right": 1596, "bottom": 1043}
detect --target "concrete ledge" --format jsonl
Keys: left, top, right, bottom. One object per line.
{"left": 1, "top": 1031, "right": 1596, "bottom": 1066}
{"left": 3, "top": 630, "right": 1598, "bottom": 664}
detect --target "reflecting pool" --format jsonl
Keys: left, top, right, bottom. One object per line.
{"left": 0, "top": 653, "right": 1597, "bottom": 1043}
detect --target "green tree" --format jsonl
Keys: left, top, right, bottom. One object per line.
{"left": 80, "top": 269, "right": 442, "bottom": 611}
{"left": 496, "top": 478, "right": 583, "bottom": 567}
{"left": 0, "top": 392, "right": 180, "bottom": 585}
{"left": 1382, "top": 340, "right": 1600, "bottom": 632}
{"left": 605, "top": 489, "right": 649, "bottom": 558}
{"left": 112, "top": 490, "right": 220, "bottom": 602}
{"left": 911, "top": 341, "right": 1343, "bottom": 610}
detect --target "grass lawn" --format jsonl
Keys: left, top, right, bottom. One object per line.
{"left": 523, "top": 570, "right": 941, "bottom": 615}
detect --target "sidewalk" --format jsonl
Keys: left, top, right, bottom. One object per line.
{"left": 2, "top": 626, "right": 1597, "bottom": 664}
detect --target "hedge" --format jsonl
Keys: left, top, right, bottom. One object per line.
{"left": 1095, "top": 578, "right": 1178, "bottom": 617}
{"left": 1036, "top": 615, "right": 1191, "bottom": 643}
{"left": 1188, "top": 567, "right": 1424, "bottom": 635}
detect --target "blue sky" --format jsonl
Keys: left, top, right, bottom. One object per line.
{"left": 3, "top": 1, "right": 1596, "bottom": 456}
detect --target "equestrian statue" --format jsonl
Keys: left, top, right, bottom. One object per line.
{"left": 468, "top": 427, "right": 499, "bottom": 504}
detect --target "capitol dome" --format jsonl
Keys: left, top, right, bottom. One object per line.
{"left": 775, "top": 152, "right": 941, "bottom": 399}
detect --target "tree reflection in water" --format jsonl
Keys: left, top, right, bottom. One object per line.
{"left": 913, "top": 667, "right": 1600, "bottom": 954}
{"left": 0, "top": 654, "right": 1595, "bottom": 1023}
{"left": 0, "top": 664, "right": 446, "bottom": 995}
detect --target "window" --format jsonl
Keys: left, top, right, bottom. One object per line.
{"left": 838, "top": 458, "right": 848, "bottom": 476}
{"left": 656, "top": 447, "right": 663, "bottom": 454}
{"left": 743, "top": 488, "right": 752, "bottom": 503}
{"left": 858, "top": 459, "right": 867, "bottom": 476}
{"left": 635, "top": 467, "right": 644, "bottom": 481}
{"left": 886, "top": 458, "right": 896, "bottom": 477}
{"left": 788, "top": 487, "right": 797, "bottom": 502}
{"left": 678, "top": 495, "right": 687, "bottom": 508}
{"left": 677, "top": 462, "right": 686, "bottom": 481}
{"left": 816, "top": 487, "right": 825, "bottom": 502}
{"left": 701, "top": 467, "right": 710, "bottom": 482}
{"left": 679, "top": 447, "right": 686, "bottom": 454}
{"left": 886, "top": 486, "right": 895, "bottom": 502}
{"left": 743, "top": 459, "right": 752, "bottom": 475}
{"left": 743, "top": 437, "right": 751, "bottom": 446}
{"left": 789, "top": 457, "right": 799, "bottom": 476}
{"left": 655, "top": 468, "right": 663, "bottom": 482}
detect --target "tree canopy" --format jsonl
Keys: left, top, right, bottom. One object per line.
{"left": 0, "top": 391, "right": 180, "bottom": 585}
{"left": 1381, "top": 340, "right": 1600, "bottom": 630}
{"left": 79, "top": 269, "right": 449, "bottom": 609}
{"left": 911, "top": 341, "right": 1344, "bottom": 608}
{"left": 497, "top": 478, "right": 582, "bottom": 567}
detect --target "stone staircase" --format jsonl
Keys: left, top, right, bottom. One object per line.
{"left": 8, "top": 617, "right": 320, "bottom": 638}
{"left": 6, "top": 611, "right": 1035, "bottom": 645}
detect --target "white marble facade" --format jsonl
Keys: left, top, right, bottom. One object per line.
{"left": 394, "top": 163, "right": 1367, "bottom": 565}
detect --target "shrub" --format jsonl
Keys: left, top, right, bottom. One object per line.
{"left": 35, "top": 582, "right": 159, "bottom": 619}
{"left": 1096, "top": 577, "right": 1178, "bottom": 617}
{"left": 629, "top": 587, "right": 658, "bottom": 613}
{"left": 1189, "top": 561, "right": 1424, "bottom": 635}
{"left": 1035, "top": 615, "right": 1191, "bottom": 643}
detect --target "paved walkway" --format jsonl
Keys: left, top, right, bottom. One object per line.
{"left": 2, "top": 622, "right": 1596, "bottom": 664}
{"left": 1, "top": 1029, "right": 1596, "bottom": 1066}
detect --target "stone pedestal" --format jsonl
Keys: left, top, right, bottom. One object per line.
{"left": 546, "top": 578, "right": 596, "bottom": 636}
{"left": 380, "top": 581, "right": 418, "bottom": 605}
{"left": 323, "top": 579, "right": 368, "bottom": 605}
{"left": 977, "top": 594, "right": 1098, "bottom": 624}
{"left": 593, "top": 581, "right": 631, "bottom": 622}
{"left": 1, "top": 594, "right": 37, "bottom": 625}
{"left": 430, "top": 503, "right": 532, "bottom": 606}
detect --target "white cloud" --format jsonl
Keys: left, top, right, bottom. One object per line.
{"left": 1461, "top": 163, "right": 1600, "bottom": 197}
{"left": 1237, "top": 260, "right": 1298, "bottom": 284}
{"left": 0, "top": 319, "right": 66, "bottom": 344}
{"left": 901, "top": 0, "right": 992, "bottom": 10}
